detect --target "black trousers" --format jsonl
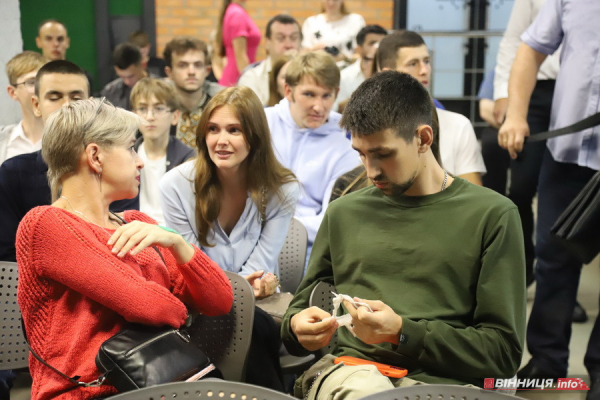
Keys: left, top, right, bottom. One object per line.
{"left": 0, "top": 370, "right": 16, "bottom": 400}
{"left": 527, "top": 150, "right": 597, "bottom": 375}
{"left": 245, "top": 307, "right": 285, "bottom": 391}
{"left": 481, "top": 79, "right": 555, "bottom": 283}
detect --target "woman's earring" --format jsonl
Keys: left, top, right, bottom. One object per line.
{"left": 97, "top": 170, "right": 103, "bottom": 192}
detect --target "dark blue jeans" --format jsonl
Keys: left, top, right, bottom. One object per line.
{"left": 0, "top": 370, "right": 17, "bottom": 400}
{"left": 527, "top": 149, "right": 597, "bottom": 375}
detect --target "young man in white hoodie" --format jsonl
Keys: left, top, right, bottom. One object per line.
{"left": 264, "top": 51, "right": 359, "bottom": 260}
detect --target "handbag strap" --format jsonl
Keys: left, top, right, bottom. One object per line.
{"left": 18, "top": 212, "right": 167, "bottom": 389}
{"left": 21, "top": 323, "right": 107, "bottom": 387}
{"left": 526, "top": 111, "right": 600, "bottom": 143}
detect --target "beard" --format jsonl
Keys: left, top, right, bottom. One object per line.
{"left": 372, "top": 170, "right": 417, "bottom": 197}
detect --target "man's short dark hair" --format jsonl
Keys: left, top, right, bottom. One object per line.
{"left": 340, "top": 71, "right": 432, "bottom": 142}
{"left": 356, "top": 25, "right": 388, "bottom": 47}
{"left": 37, "top": 19, "right": 67, "bottom": 35}
{"left": 112, "top": 43, "right": 142, "bottom": 70}
{"left": 376, "top": 30, "right": 426, "bottom": 70}
{"left": 265, "top": 14, "right": 301, "bottom": 39}
{"left": 163, "top": 36, "right": 209, "bottom": 68}
{"left": 35, "top": 60, "right": 88, "bottom": 97}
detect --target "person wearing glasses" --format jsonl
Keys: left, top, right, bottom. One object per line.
{"left": 1, "top": 51, "right": 48, "bottom": 165}
{"left": 127, "top": 78, "right": 195, "bottom": 222}
{"left": 0, "top": 60, "right": 91, "bottom": 263}
{"left": 15, "top": 98, "right": 234, "bottom": 400}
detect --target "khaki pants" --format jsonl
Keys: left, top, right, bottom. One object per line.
{"left": 295, "top": 355, "right": 478, "bottom": 400}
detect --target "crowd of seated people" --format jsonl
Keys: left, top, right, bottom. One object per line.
{"left": 3, "top": 3, "right": 565, "bottom": 399}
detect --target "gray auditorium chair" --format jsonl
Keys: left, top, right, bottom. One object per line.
{"left": 0, "top": 261, "right": 28, "bottom": 370}
{"left": 360, "top": 384, "right": 525, "bottom": 400}
{"left": 106, "top": 380, "right": 297, "bottom": 400}
{"left": 186, "top": 271, "right": 255, "bottom": 382}
{"left": 277, "top": 218, "right": 308, "bottom": 293}
{"left": 309, "top": 280, "right": 337, "bottom": 358}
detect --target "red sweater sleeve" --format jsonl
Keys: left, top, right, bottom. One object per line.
{"left": 17, "top": 207, "right": 188, "bottom": 328}
{"left": 124, "top": 211, "right": 234, "bottom": 316}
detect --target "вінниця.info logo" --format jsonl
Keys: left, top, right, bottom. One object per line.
{"left": 484, "top": 377, "right": 590, "bottom": 391}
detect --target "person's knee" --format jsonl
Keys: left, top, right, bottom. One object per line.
{"left": 315, "top": 364, "right": 393, "bottom": 400}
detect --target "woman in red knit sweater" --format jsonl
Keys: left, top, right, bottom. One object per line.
{"left": 15, "top": 98, "right": 234, "bottom": 400}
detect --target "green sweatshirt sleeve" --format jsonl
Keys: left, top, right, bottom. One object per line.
{"left": 281, "top": 211, "right": 335, "bottom": 357}
{"left": 395, "top": 208, "right": 526, "bottom": 379}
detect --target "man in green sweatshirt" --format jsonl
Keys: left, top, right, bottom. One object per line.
{"left": 281, "top": 71, "right": 526, "bottom": 399}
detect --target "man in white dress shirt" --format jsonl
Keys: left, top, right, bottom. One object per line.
{"left": 0, "top": 51, "right": 47, "bottom": 165}
{"left": 377, "top": 31, "right": 486, "bottom": 185}
{"left": 238, "top": 14, "right": 301, "bottom": 105}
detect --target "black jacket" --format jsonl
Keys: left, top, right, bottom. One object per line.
{"left": 0, "top": 138, "right": 194, "bottom": 261}
{"left": 111, "top": 135, "right": 196, "bottom": 212}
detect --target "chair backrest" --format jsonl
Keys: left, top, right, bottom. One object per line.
{"left": 0, "top": 261, "right": 29, "bottom": 370}
{"left": 360, "top": 384, "right": 525, "bottom": 400}
{"left": 106, "top": 380, "right": 298, "bottom": 400}
{"left": 309, "top": 281, "right": 337, "bottom": 358}
{"left": 278, "top": 218, "right": 308, "bottom": 293}
{"left": 186, "top": 271, "right": 254, "bottom": 382}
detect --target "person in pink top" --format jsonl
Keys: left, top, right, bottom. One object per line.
{"left": 216, "top": 0, "right": 262, "bottom": 86}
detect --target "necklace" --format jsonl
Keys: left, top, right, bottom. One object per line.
{"left": 60, "top": 195, "right": 120, "bottom": 231}
{"left": 441, "top": 170, "right": 448, "bottom": 191}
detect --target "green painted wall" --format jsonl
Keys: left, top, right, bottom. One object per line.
{"left": 20, "top": 0, "right": 97, "bottom": 90}
{"left": 109, "top": 0, "right": 143, "bottom": 16}
{"left": 20, "top": 0, "right": 144, "bottom": 92}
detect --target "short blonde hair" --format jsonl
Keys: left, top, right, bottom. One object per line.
{"left": 130, "top": 77, "right": 181, "bottom": 111}
{"left": 284, "top": 51, "right": 340, "bottom": 90}
{"left": 42, "top": 98, "right": 142, "bottom": 201}
{"left": 5, "top": 51, "right": 47, "bottom": 85}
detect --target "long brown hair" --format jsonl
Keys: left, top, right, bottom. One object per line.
{"left": 267, "top": 55, "right": 292, "bottom": 107}
{"left": 194, "top": 86, "right": 296, "bottom": 246}
{"left": 215, "top": 0, "right": 232, "bottom": 57}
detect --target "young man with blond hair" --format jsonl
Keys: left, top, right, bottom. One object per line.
{"left": 163, "top": 36, "right": 224, "bottom": 147}
{"left": 1, "top": 51, "right": 47, "bottom": 165}
{"left": 130, "top": 77, "right": 195, "bottom": 223}
{"left": 264, "top": 51, "right": 358, "bottom": 260}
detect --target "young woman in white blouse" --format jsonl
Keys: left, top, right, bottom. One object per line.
{"left": 160, "top": 86, "right": 299, "bottom": 299}
{"left": 302, "top": 0, "right": 366, "bottom": 60}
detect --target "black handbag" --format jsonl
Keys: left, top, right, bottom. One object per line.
{"left": 550, "top": 171, "right": 600, "bottom": 264}
{"left": 95, "top": 324, "right": 218, "bottom": 392}
{"left": 25, "top": 322, "right": 218, "bottom": 393}
{"left": 527, "top": 112, "right": 600, "bottom": 263}
{"left": 23, "top": 244, "right": 220, "bottom": 393}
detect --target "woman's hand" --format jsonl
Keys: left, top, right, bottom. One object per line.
{"left": 108, "top": 221, "right": 194, "bottom": 264}
{"left": 245, "top": 270, "right": 279, "bottom": 299}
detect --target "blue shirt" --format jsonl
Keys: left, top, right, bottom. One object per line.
{"left": 522, "top": 0, "right": 600, "bottom": 170}
{"left": 160, "top": 161, "right": 300, "bottom": 277}
{"left": 478, "top": 70, "right": 495, "bottom": 101}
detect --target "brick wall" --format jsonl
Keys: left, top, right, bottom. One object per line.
{"left": 155, "top": 0, "right": 394, "bottom": 60}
